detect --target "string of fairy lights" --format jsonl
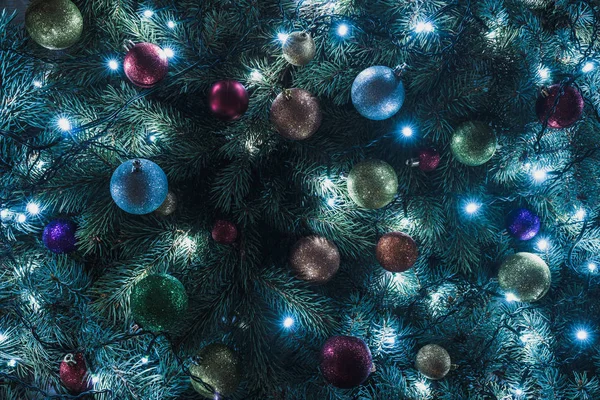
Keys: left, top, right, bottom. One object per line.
{"left": 2, "top": 1, "right": 600, "bottom": 398}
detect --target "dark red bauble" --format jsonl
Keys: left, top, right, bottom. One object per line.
{"left": 320, "top": 335, "right": 372, "bottom": 389}
{"left": 211, "top": 220, "right": 238, "bottom": 244}
{"left": 417, "top": 148, "right": 440, "bottom": 172}
{"left": 123, "top": 42, "right": 169, "bottom": 88}
{"left": 208, "top": 80, "right": 249, "bottom": 121}
{"left": 376, "top": 232, "right": 418, "bottom": 273}
{"left": 59, "top": 353, "right": 91, "bottom": 394}
{"left": 535, "top": 84, "right": 584, "bottom": 129}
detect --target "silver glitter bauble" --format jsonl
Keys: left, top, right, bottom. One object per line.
{"left": 351, "top": 66, "right": 405, "bottom": 120}
{"left": 282, "top": 31, "right": 316, "bottom": 66}
{"left": 289, "top": 236, "right": 340, "bottom": 284}
{"left": 415, "top": 344, "right": 451, "bottom": 380}
{"left": 498, "top": 252, "right": 551, "bottom": 302}
{"left": 450, "top": 121, "right": 497, "bottom": 166}
{"left": 155, "top": 191, "right": 177, "bottom": 216}
{"left": 26, "top": 0, "right": 83, "bottom": 50}
{"left": 190, "top": 344, "right": 241, "bottom": 398}
{"left": 110, "top": 159, "right": 168, "bottom": 215}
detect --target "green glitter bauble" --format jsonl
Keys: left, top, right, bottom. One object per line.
{"left": 25, "top": 0, "right": 83, "bottom": 50}
{"left": 498, "top": 252, "right": 551, "bottom": 302}
{"left": 190, "top": 343, "right": 242, "bottom": 398}
{"left": 130, "top": 274, "right": 188, "bottom": 331}
{"left": 347, "top": 160, "right": 398, "bottom": 209}
{"left": 450, "top": 121, "right": 497, "bottom": 166}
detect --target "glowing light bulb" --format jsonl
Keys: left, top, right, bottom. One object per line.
{"left": 588, "top": 262, "right": 597, "bottom": 272}
{"left": 143, "top": 9, "right": 154, "bottom": 18}
{"left": 167, "top": 21, "right": 176, "bottom": 29}
{"left": 26, "top": 203, "right": 40, "bottom": 215}
{"left": 538, "top": 67, "right": 550, "bottom": 80}
{"left": 277, "top": 32, "right": 289, "bottom": 43}
{"left": 141, "top": 356, "right": 149, "bottom": 364}
{"left": 574, "top": 208, "right": 586, "bottom": 221}
{"left": 7, "top": 359, "right": 16, "bottom": 367}
{"left": 576, "top": 329, "right": 588, "bottom": 340}
{"left": 91, "top": 375, "right": 100, "bottom": 384}
{"left": 401, "top": 126, "right": 413, "bottom": 137}
{"left": 250, "top": 70, "right": 263, "bottom": 81}
{"left": 415, "top": 21, "right": 434, "bottom": 33}
{"left": 16, "top": 214, "right": 26, "bottom": 223}
{"left": 537, "top": 238, "right": 549, "bottom": 251}
{"left": 505, "top": 292, "right": 518, "bottom": 302}
{"left": 1, "top": 209, "right": 10, "bottom": 220}
{"left": 465, "top": 202, "right": 479, "bottom": 214}
{"left": 163, "top": 48, "right": 174, "bottom": 58}
{"left": 108, "top": 60, "right": 119, "bottom": 70}
{"left": 532, "top": 168, "right": 547, "bottom": 182}
{"left": 515, "top": 388, "right": 524, "bottom": 395}
{"left": 415, "top": 381, "right": 428, "bottom": 392}
{"left": 148, "top": 134, "right": 157, "bottom": 143}
{"left": 0, "top": 333, "right": 7, "bottom": 342}
{"left": 582, "top": 62, "right": 595, "bottom": 73}
{"left": 283, "top": 317, "right": 294, "bottom": 328}
{"left": 337, "top": 23, "right": 349, "bottom": 37}
{"left": 33, "top": 80, "right": 42, "bottom": 88}
{"left": 58, "top": 118, "right": 72, "bottom": 131}
{"left": 326, "top": 198, "right": 336, "bottom": 207}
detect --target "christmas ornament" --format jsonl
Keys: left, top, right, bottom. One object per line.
{"left": 415, "top": 344, "right": 451, "bottom": 380}
{"left": 505, "top": 208, "right": 541, "bottom": 241}
{"left": 155, "top": 191, "right": 177, "bottom": 216}
{"left": 351, "top": 66, "right": 405, "bottom": 120}
{"left": 282, "top": 31, "right": 316, "bottom": 66}
{"left": 212, "top": 220, "right": 238, "bottom": 244}
{"left": 190, "top": 343, "right": 241, "bottom": 398}
{"left": 536, "top": 84, "right": 584, "bottom": 129}
{"left": 59, "top": 353, "right": 90, "bottom": 394}
{"left": 376, "top": 232, "right": 418, "bottom": 273}
{"left": 320, "top": 335, "right": 372, "bottom": 389}
{"left": 450, "top": 121, "right": 497, "bottom": 166}
{"left": 347, "top": 159, "right": 398, "bottom": 209}
{"left": 208, "top": 80, "right": 249, "bottom": 121}
{"left": 289, "top": 236, "right": 340, "bottom": 284}
{"left": 25, "top": 0, "right": 83, "bottom": 50}
{"left": 270, "top": 88, "right": 322, "bottom": 140}
{"left": 110, "top": 159, "right": 168, "bottom": 215}
{"left": 498, "top": 252, "right": 551, "bottom": 302}
{"left": 130, "top": 274, "right": 188, "bottom": 331}
{"left": 123, "top": 43, "right": 169, "bottom": 88}
{"left": 407, "top": 148, "right": 440, "bottom": 172}
{"left": 42, "top": 219, "right": 77, "bottom": 254}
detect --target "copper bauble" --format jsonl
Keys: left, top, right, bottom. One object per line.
{"left": 376, "top": 232, "right": 418, "bottom": 273}
{"left": 289, "top": 236, "right": 340, "bottom": 284}
{"left": 270, "top": 89, "right": 322, "bottom": 140}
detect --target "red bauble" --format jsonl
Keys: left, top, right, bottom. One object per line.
{"left": 535, "top": 84, "right": 584, "bottom": 129}
{"left": 208, "top": 80, "right": 249, "bottom": 121}
{"left": 123, "top": 43, "right": 169, "bottom": 88}
{"left": 417, "top": 148, "right": 440, "bottom": 172}
{"left": 320, "top": 335, "right": 372, "bottom": 389}
{"left": 211, "top": 220, "right": 238, "bottom": 244}
{"left": 59, "top": 353, "right": 91, "bottom": 394}
{"left": 376, "top": 232, "right": 418, "bottom": 273}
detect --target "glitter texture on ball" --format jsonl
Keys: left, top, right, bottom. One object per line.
{"left": 347, "top": 159, "right": 398, "bottom": 209}
{"left": 498, "top": 252, "right": 551, "bottom": 302}
{"left": 376, "top": 232, "right": 418, "bottom": 273}
{"left": 43, "top": 219, "right": 77, "bottom": 254}
{"left": 59, "top": 353, "right": 90, "bottom": 394}
{"left": 270, "top": 88, "right": 322, "bottom": 140}
{"left": 124, "top": 43, "right": 169, "bottom": 88}
{"left": 415, "top": 344, "right": 451, "bottom": 380}
{"left": 130, "top": 274, "right": 188, "bottom": 331}
{"left": 289, "top": 236, "right": 340, "bottom": 284}
{"left": 320, "top": 335, "right": 373, "bottom": 388}
{"left": 505, "top": 208, "right": 541, "bottom": 240}
{"left": 110, "top": 159, "right": 168, "bottom": 215}
{"left": 282, "top": 31, "right": 316, "bottom": 66}
{"left": 190, "top": 343, "right": 241, "bottom": 398}
{"left": 212, "top": 220, "right": 239, "bottom": 244}
{"left": 26, "top": 0, "right": 83, "bottom": 50}
{"left": 351, "top": 66, "right": 405, "bottom": 120}
{"left": 536, "top": 84, "right": 584, "bottom": 129}
{"left": 450, "top": 121, "right": 497, "bottom": 166}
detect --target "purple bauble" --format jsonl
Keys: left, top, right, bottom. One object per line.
{"left": 535, "top": 84, "right": 584, "bottom": 129}
{"left": 417, "top": 148, "right": 441, "bottom": 172}
{"left": 42, "top": 219, "right": 77, "bottom": 253}
{"left": 320, "top": 335, "right": 372, "bottom": 389}
{"left": 124, "top": 42, "right": 169, "bottom": 88}
{"left": 208, "top": 80, "right": 249, "bottom": 121}
{"left": 506, "top": 208, "right": 541, "bottom": 241}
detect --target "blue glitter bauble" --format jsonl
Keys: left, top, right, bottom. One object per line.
{"left": 110, "top": 159, "right": 168, "bottom": 215}
{"left": 42, "top": 219, "right": 77, "bottom": 253}
{"left": 506, "top": 208, "right": 541, "bottom": 240}
{"left": 351, "top": 66, "right": 405, "bottom": 121}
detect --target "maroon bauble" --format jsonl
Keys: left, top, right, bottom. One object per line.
{"left": 417, "top": 148, "right": 440, "bottom": 172}
{"left": 376, "top": 232, "right": 418, "bottom": 273}
{"left": 535, "top": 84, "right": 584, "bottom": 129}
{"left": 59, "top": 353, "right": 91, "bottom": 394}
{"left": 320, "top": 335, "right": 373, "bottom": 389}
{"left": 208, "top": 80, "right": 249, "bottom": 121}
{"left": 211, "top": 220, "right": 238, "bottom": 244}
{"left": 123, "top": 42, "right": 169, "bottom": 88}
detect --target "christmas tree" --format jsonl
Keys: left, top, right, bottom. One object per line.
{"left": 1, "top": 0, "right": 600, "bottom": 398}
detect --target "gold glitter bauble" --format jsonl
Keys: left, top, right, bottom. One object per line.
{"left": 347, "top": 160, "right": 398, "bottom": 209}
{"left": 190, "top": 343, "right": 241, "bottom": 398}
{"left": 282, "top": 31, "right": 316, "bottom": 66}
{"left": 415, "top": 344, "right": 451, "bottom": 380}
{"left": 376, "top": 232, "right": 418, "bottom": 273}
{"left": 450, "top": 121, "right": 497, "bottom": 166}
{"left": 270, "top": 88, "right": 322, "bottom": 140}
{"left": 155, "top": 191, "right": 177, "bottom": 216}
{"left": 25, "top": 0, "right": 83, "bottom": 50}
{"left": 498, "top": 252, "right": 551, "bottom": 302}
{"left": 289, "top": 236, "right": 340, "bottom": 284}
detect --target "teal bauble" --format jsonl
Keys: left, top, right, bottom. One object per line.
{"left": 110, "top": 159, "right": 168, "bottom": 215}
{"left": 347, "top": 160, "right": 398, "bottom": 209}
{"left": 130, "top": 274, "right": 188, "bottom": 331}
{"left": 498, "top": 252, "right": 551, "bottom": 302}
{"left": 450, "top": 121, "right": 497, "bottom": 166}
{"left": 351, "top": 66, "right": 405, "bottom": 120}
{"left": 25, "top": 0, "right": 83, "bottom": 50}
{"left": 190, "top": 344, "right": 242, "bottom": 398}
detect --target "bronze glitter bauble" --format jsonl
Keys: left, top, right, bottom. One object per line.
{"left": 155, "top": 191, "right": 177, "bottom": 216}
{"left": 450, "top": 121, "right": 497, "bottom": 166}
{"left": 282, "top": 31, "right": 316, "bottom": 66}
{"left": 498, "top": 252, "right": 551, "bottom": 302}
{"left": 190, "top": 343, "right": 241, "bottom": 398}
{"left": 289, "top": 236, "right": 340, "bottom": 284}
{"left": 415, "top": 344, "right": 451, "bottom": 380}
{"left": 130, "top": 274, "right": 188, "bottom": 331}
{"left": 270, "top": 88, "right": 322, "bottom": 140}
{"left": 347, "top": 159, "right": 398, "bottom": 209}
{"left": 376, "top": 232, "right": 418, "bottom": 273}
{"left": 25, "top": 0, "right": 83, "bottom": 50}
